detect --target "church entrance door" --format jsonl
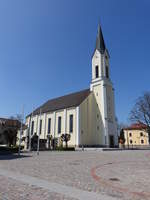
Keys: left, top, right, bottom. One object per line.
{"left": 109, "top": 135, "right": 114, "bottom": 148}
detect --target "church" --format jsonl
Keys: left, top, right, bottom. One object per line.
{"left": 22, "top": 24, "right": 118, "bottom": 149}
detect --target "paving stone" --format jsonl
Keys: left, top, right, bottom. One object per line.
{"left": 0, "top": 150, "right": 150, "bottom": 200}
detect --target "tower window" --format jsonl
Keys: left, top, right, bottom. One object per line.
{"left": 106, "top": 66, "right": 109, "bottom": 78}
{"left": 95, "top": 66, "right": 99, "bottom": 78}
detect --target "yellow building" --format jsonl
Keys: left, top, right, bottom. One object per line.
{"left": 123, "top": 123, "right": 149, "bottom": 147}
{"left": 19, "top": 24, "right": 118, "bottom": 150}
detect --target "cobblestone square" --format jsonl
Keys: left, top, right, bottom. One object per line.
{"left": 0, "top": 150, "right": 150, "bottom": 200}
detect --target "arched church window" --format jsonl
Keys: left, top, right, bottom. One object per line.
{"left": 106, "top": 66, "right": 109, "bottom": 78}
{"left": 31, "top": 121, "right": 34, "bottom": 135}
{"left": 95, "top": 66, "right": 99, "bottom": 78}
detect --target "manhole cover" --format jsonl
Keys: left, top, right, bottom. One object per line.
{"left": 69, "top": 162, "right": 80, "bottom": 166}
{"left": 109, "top": 178, "right": 120, "bottom": 181}
{"left": 107, "top": 162, "right": 113, "bottom": 165}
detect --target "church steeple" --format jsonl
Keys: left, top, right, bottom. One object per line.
{"left": 95, "top": 24, "right": 106, "bottom": 54}
{"left": 91, "top": 23, "right": 110, "bottom": 84}
{"left": 90, "top": 24, "right": 117, "bottom": 147}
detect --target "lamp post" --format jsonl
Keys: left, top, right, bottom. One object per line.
{"left": 29, "top": 109, "right": 34, "bottom": 151}
{"left": 37, "top": 108, "right": 41, "bottom": 155}
{"left": 18, "top": 105, "right": 24, "bottom": 156}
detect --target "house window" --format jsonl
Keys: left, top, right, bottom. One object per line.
{"left": 48, "top": 118, "right": 51, "bottom": 134}
{"left": 130, "top": 140, "right": 133, "bottom": 144}
{"left": 31, "top": 121, "right": 34, "bottom": 135}
{"left": 140, "top": 132, "right": 143, "bottom": 137}
{"left": 106, "top": 66, "right": 109, "bottom": 78}
{"left": 141, "top": 139, "right": 144, "bottom": 144}
{"left": 39, "top": 120, "right": 42, "bottom": 135}
{"left": 58, "top": 117, "right": 61, "bottom": 134}
{"left": 69, "top": 114, "right": 73, "bottom": 133}
{"left": 129, "top": 132, "right": 132, "bottom": 137}
{"left": 95, "top": 66, "right": 99, "bottom": 78}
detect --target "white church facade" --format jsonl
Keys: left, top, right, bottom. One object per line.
{"left": 22, "top": 24, "right": 118, "bottom": 149}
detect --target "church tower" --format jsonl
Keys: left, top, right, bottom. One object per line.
{"left": 90, "top": 24, "right": 117, "bottom": 147}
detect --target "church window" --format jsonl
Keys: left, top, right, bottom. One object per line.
{"left": 31, "top": 121, "right": 34, "bottom": 135}
{"left": 69, "top": 114, "right": 73, "bottom": 133}
{"left": 95, "top": 66, "right": 99, "bottom": 78}
{"left": 97, "top": 114, "right": 99, "bottom": 119}
{"left": 39, "top": 120, "right": 42, "bottom": 135}
{"left": 106, "top": 66, "right": 109, "bottom": 78}
{"left": 58, "top": 117, "right": 61, "bottom": 134}
{"left": 96, "top": 92, "right": 98, "bottom": 96}
{"left": 129, "top": 132, "right": 132, "bottom": 137}
{"left": 97, "top": 126, "right": 99, "bottom": 130}
{"left": 48, "top": 118, "right": 51, "bottom": 134}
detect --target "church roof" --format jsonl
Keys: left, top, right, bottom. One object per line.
{"left": 94, "top": 24, "right": 106, "bottom": 54}
{"left": 27, "top": 89, "right": 91, "bottom": 117}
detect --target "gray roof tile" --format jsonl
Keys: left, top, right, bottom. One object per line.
{"left": 27, "top": 89, "right": 90, "bottom": 117}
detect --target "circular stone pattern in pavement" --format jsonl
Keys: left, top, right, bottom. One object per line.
{"left": 91, "top": 160, "right": 150, "bottom": 200}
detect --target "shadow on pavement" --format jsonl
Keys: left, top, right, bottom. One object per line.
{"left": 0, "top": 154, "right": 32, "bottom": 160}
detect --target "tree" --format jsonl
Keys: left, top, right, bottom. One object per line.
{"left": 10, "top": 114, "right": 22, "bottom": 122}
{"left": 60, "top": 134, "right": 71, "bottom": 148}
{"left": 0, "top": 118, "right": 21, "bottom": 147}
{"left": 4, "top": 129, "right": 17, "bottom": 147}
{"left": 130, "top": 92, "right": 150, "bottom": 143}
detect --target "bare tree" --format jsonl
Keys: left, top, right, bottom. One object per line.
{"left": 130, "top": 92, "right": 150, "bottom": 143}
{"left": 60, "top": 134, "right": 71, "bottom": 148}
{"left": 10, "top": 114, "right": 22, "bottom": 122}
{"left": 117, "top": 122, "right": 128, "bottom": 134}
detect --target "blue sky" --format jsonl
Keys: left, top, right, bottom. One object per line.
{"left": 0, "top": 0, "right": 150, "bottom": 123}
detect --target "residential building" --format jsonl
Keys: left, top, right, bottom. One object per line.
{"left": 123, "top": 123, "right": 149, "bottom": 147}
